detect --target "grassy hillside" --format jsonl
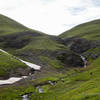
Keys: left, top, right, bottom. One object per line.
{"left": 29, "top": 57, "right": 100, "bottom": 100}
{"left": 0, "top": 57, "right": 100, "bottom": 100}
{"left": 0, "top": 14, "right": 99, "bottom": 73}
{"left": 0, "top": 14, "right": 69, "bottom": 70}
{"left": 0, "top": 14, "right": 46, "bottom": 36}
{"left": 33, "top": 57, "right": 100, "bottom": 100}
{"left": 0, "top": 50, "right": 29, "bottom": 79}
{"left": 58, "top": 19, "right": 100, "bottom": 61}
{"left": 1, "top": 14, "right": 100, "bottom": 100}
{"left": 0, "top": 14, "right": 28, "bottom": 35}
{"left": 59, "top": 19, "right": 100, "bottom": 40}
{"left": 0, "top": 31, "right": 68, "bottom": 69}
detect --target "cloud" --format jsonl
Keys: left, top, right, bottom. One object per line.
{"left": 40, "top": 0, "right": 56, "bottom": 4}
{"left": 91, "top": 0, "right": 100, "bottom": 7}
{"left": 0, "top": 0, "right": 100, "bottom": 35}
{"left": 68, "top": 7, "right": 86, "bottom": 15}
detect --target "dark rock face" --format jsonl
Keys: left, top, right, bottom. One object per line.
{"left": 63, "top": 37, "right": 100, "bottom": 54}
{"left": 90, "top": 54, "right": 99, "bottom": 59}
{"left": 9, "top": 67, "right": 34, "bottom": 78}
{"left": 57, "top": 52, "right": 84, "bottom": 67}
{"left": 70, "top": 38, "right": 91, "bottom": 53}
{"left": 0, "top": 31, "right": 43, "bottom": 49}
{"left": 66, "top": 54, "right": 84, "bottom": 67}
{"left": 3, "top": 38, "right": 30, "bottom": 49}
{"left": 63, "top": 37, "right": 78, "bottom": 45}
{"left": 84, "top": 52, "right": 100, "bottom": 60}
{"left": 16, "top": 49, "right": 57, "bottom": 67}
{"left": 0, "top": 75, "right": 9, "bottom": 80}
{"left": 0, "top": 67, "right": 35, "bottom": 80}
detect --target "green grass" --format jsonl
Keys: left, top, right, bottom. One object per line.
{"left": 0, "top": 14, "right": 68, "bottom": 70}
{"left": 0, "top": 51, "right": 27, "bottom": 78}
{"left": 39, "top": 56, "right": 64, "bottom": 68}
{"left": 11, "top": 35, "right": 68, "bottom": 69}
{"left": 84, "top": 47, "right": 100, "bottom": 55}
{"left": 16, "top": 36, "right": 67, "bottom": 54}
{"left": 59, "top": 19, "right": 100, "bottom": 40}
{"left": 30, "top": 57, "right": 100, "bottom": 100}
{"left": 1, "top": 57, "right": 100, "bottom": 100}
{"left": 0, "top": 14, "right": 45, "bottom": 36}
{"left": 1, "top": 14, "right": 100, "bottom": 100}
{"left": 0, "top": 85, "right": 35, "bottom": 100}
{"left": 0, "top": 14, "right": 28, "bottom": 36}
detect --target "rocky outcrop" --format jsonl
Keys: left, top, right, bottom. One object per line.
{"left": 57, "top": 51, "right": 84, "bottom": 67}
{"left": 0, "top": 67, "right": 34, "bottom": 80}
{"left": 70, "top": 38, "right": 92, "bottom": 53}
{"left": 0, "top": 31, "right": 43, "bottom": 49}
{"left": 63, "top": 37, "right": 100, "bottom": 54}
{"left": 9, "top": 67, "right": 34, "bottom": 78}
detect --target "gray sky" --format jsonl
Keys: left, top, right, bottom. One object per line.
{"left": 0, "top": 0, "right": 100, "bottom": 35}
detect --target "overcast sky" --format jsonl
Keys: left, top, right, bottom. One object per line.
{"left": 0, "top": 0, "right": 100, "bottom": 35}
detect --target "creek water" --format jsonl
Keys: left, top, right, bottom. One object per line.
{"left": 22, "top": 94, "right": 29, "bottom": 100}
{"left": 80, "top": 55, "right": 87, "bottom": 68}
{"left": 48, "top": 81, "right": 55, "bottom": 86}
{"left": 22, "top": 86, "right": 44, "bottom": 100}
{"left": 36, "top": 86, "right": 44, "bottom": 93}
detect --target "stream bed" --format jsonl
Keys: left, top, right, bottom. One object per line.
{"left": 22, "top": 94, "right": 29, "bottom": 100}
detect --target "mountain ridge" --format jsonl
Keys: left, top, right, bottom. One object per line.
{"left": 0, "top": 14, "right": 100, "bottom": 100}
{"left": 59, "top": 19, "right": 100, "bottom": 40}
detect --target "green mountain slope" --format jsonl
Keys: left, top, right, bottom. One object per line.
{"left": 1, "top": 56, "right": 100, "bottom": 100}
{"left": 0, "top": 30, "right": 68, "bottom": 69}
{"left": 1, "top": 14, "right": 100, "bottom": 100}
{"left": 0, "top": 14, "right": 72, "bottom": 71}
{"left": 59, "top": 19, "right": 100, "bottom": 40}
{"left": 0, "top": 14, "right": 47, "bottom": 37}
{"left": 0, "top": 50, "right": 30, "bottom": 79}
{"left": 29, "top": 57, "right": 100, "bottom": 100}
{"left": 59, "top": 20, "right": 100, "bottom": 62}
{"left": 0, "top": 14, "right": 97, "bottom": 73}
{"left": 0, "top": 14, "right": 28, "bottom": 36}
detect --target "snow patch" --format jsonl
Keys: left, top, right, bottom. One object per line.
{"left": 0, "top": 76, "right": 27, "bottom": 85}
{"left": 19, "top": 59, "right": 41, "bottom": 70}
{"left": 0, "top": 49, "right": 41, "bottom": 70}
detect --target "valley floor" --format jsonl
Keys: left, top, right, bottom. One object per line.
{"left": 0, "top": 57, "right": 100, "bottom": 100}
